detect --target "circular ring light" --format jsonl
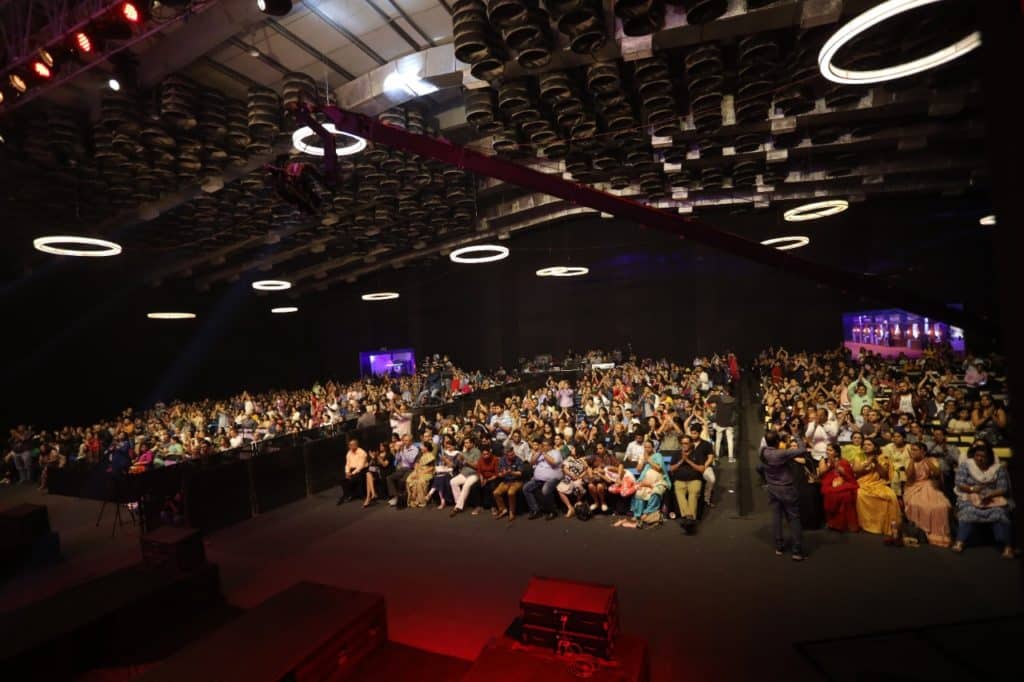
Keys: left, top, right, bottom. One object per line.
{"left": 449, "top": 244, "right": 510, "bottom": 264}
{"left": 979, "top": 214, "right": 996, "bottom": 226}
{"left": 271, "top": 306, "right": 299, "bottom": 313}
{"left": 783, "top": 199, "right": 849, "bottom": 222}
{"left": 361, "top": 292, "right": 400, "bottom": 301}
{"left": 536, "top": 266, "right": 589, "bottom": 277}
{"left": 761, "top": 236, "right": 810, "bottom": 251}
{"left": 252, "top": 279, "right": 292, "bottom": 291}
{"left": 818, "top": 0, "right": 982, "bottom": 85}
{"left": 291, "top": 123, "right": 367, "bottom": 157}
{"left": 33, "top": 235, "right": 123, "bottom": 257}
{"left": 147, "top": 312, "right": 197, "bottom": 320}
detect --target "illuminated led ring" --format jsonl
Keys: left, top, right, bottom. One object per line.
{"left": 252, "top": 280, "right": 292, "bottom": 291}
{"left": 449, "top": 244, "right": 510, "bottom": 264}
{"left": 361, "top": 292, "right": 400, "bottom": 301}
{"left": 291, "top": 124, "right": 368, "bottom": 157}
{"left": 818, "top": 0, "right": 982, "bottom": 85}
{"left": 783, "top": 200, "right": 849, "bottom": 222}
{"left": 979, "top": 215, "right": 996, "bottom": 226}
{"left": 33, "top": 235, "right": 122, "bottom": 257}
{"left": 147, "top": 312, "right": 196, "bottom": 320}
{"left": 536, "top": 266, "right": 589, "bottom": 277}
{"left": 761, "top": 236, "right": 810, "bottom": 251}
{"left": 271, "top": 307, "right": 299, "bottom": 313}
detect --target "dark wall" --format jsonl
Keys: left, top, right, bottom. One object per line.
{"left": 2, "top": 205, "right": 995, "bottom": 431}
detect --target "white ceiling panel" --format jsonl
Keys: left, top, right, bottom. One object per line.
{"left": 361, "top": 25, "right": 416, "bottom": 61}
{"left": 410, "top": 6, "right": 453, "bottom": 44}
{"left": 279, "top": 13, "right": 351, "bottom": 53}
{"left": 315, "top": 0, "right": 387, "bottom": 35}
{"left": 393, "top": 16, "right": 430, "bottom": 49}
{"left": 325, "top": 43, "right": 382, "bottom": 75}
{"left": 396, "top": 0, "right": 444, "bottom": 15}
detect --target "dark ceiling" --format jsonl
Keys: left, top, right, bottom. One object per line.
{"left": 0, "top": 0, "right": 999, "bottom": 321}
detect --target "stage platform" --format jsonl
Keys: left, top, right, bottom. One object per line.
{"left": 0, "top": 474, "right": 1020, "bottom": 681}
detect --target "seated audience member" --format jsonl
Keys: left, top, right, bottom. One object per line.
{"left": 586, "top": 442, "right": 615, "bottom": 513}
{"left": 947, "top": 407, "right": 974, "bottom": 435}
{"left": 818, "top": 442, "right": 859, "bottom": 533}
{"left": 688, "top": 424, "right": 717, "bottom": 508}
{"left": 804, "top": 409, "right": 837, "bottom": 462}
{"left": 338, "top": 438, "right": 368, "bottom": 504}
{"left": 616, "top": 445, "right": 670, "bottom": 529}
{"left": 953, "top": 442, "right": 1015, "bottom": 558}
{"left": 493, "top": 447, "right": 528, "bottom": 521}
{"left": 38, "top": 444, "right": 66, "bottom": 492}
{"left": 841, "top": 431, "right": 864, "bottom": 462}
{"left": 849, "top": 438, "right": 901, "bottom": 536}
{"left": 902, "top": 442, "right": 951, "bottom": 547}
{"left": 406, "top": 441, "right": 437, "bottom": 508}
{"left": 624, "top": 432, "right": 645, "bottom": 467}
{"left": 433, "top": 437, "right": 458, "bottom": 509}
{"left": 882, "top": 430, "right": 911, "bottom": 498}
{"left": 386, "top": 434, "right": 419, "bottom": 507}
{"left": 556, "top": 444, "right": 590, "bottom": 518}
{"left": 670, "top": 438, "right": 707, "bottom": 532}
{"left": 476, "top": 446, "right": 500, "bottom": 515}
{"left": 450, "top": 437, "right": 481, "bottom": 516}
{"left": 524, "top": 438, "right": 563, "bottom": 521}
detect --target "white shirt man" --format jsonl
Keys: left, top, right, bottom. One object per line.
{"left": 625, "top": 434, "right": 646, "bottom": 466}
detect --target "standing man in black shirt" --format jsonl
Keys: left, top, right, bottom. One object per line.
{"left": 760, "top": 430, "right": 807, "bottom": 561}
{"left": 707, "top": 387, "right": 737, "bottom": 462}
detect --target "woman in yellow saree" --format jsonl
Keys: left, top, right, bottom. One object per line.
{"left": 849, "top": 438, "right": 901, "bottom": 535}
{"left": 406, "top": 441, "right": 437, "bottom": 508}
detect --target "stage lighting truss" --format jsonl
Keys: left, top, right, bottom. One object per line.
{"left": 147, "top": 312, "right": 196, "bottom": 319}
{"left": 449, "top": 245, "right": 510, "bottom": 264}
{"left": 536, "top": 266, "right": 589, "bottom": 277}
{"left": 291, "top": 123, "right": 367, "bottom": 157}
{"left": 761, "top": 236, "right": 811, "bottom": 251}
{"left": 252, "top": 279, "right": 292, "bottom": 291}
{"left": 361, "top": 292, "right": 400, "bottom": 301}
{"left": 271, "top": 306, "right": 299, "bottom": 313}
{"left": 818, "top": 0, "right": 982, "bottom": 85}
{"left": 33, "top": 235, "right": 123, "bottom": 257}
{"left": 783, "top": 199, "right": 849, "bottom": 222}
{"left": 979, "top": 215, "right": 996, "bottom": 226}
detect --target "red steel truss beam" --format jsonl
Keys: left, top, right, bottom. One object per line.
{"left": 307, "top": 105, "right": 988, "bottom": 335}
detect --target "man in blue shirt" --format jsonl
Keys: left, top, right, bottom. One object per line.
{"left": 759, "top": 430, "right": 807, "bottom": 561}
{"left": 524, "top": 438, "right": 563, "bottom": 520}
{"left": 387, "top": 434, "right": 419, "bottom": 507}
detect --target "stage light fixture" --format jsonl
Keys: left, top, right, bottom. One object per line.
{"left": 38, "top": 49, "right": 55, "bottom": 68}
{"left": 252, "top": 279, "right": 292, "bottom": 291}
{"left": 761, "top": 236, "right": 810, "bottom": 251}
{"left": 783, "top": 199, "right": 849, "bottom": 222}
{"left": 819, "top": 0, "right": 982, "bottom": 85}
{"left": 257, "top": 0, "right": 293, "bottom": 17}
{"left": 979, "top": 214, "right": 996, "bottom": 226}
{"left": 271, "top": 306, "right": 299, "bottom": 313}
{"left": 73, "top": 31, "right": 94, "bottom": 55}
{"left": 147, "top": 312, "right": 197, "bottom": 320}
{"left": 449, "top": 244, "right": 510, "bottom": 264}
{"left": 31, "top": 61, "right": 52, "bottom": 80}
{"left": 536, "top": 266, "right": 589, "bottom": 277}
{"left": 9, "top": 73, "right": 27, "bottom": 93}
{"left": 33, "top": 235, "right": 123, "bottom": 257}
{"left": 361, "top": 292, "right": 400, "bottom": 301}
{"left": 121, "top": 2, "right": 141, "bottom": 23}
{"left": 291, "top": 124, "right": 367, "bottom": 157}
{"left": 108, "top": 78, "right": 121, "bottom": 91}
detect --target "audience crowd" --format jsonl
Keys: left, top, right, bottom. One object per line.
{"left": 2, "top": 355, "right": 514, "bottom": 487}
{"left": 756, "top": 345, "right": 1014, "bottom": 559}
{"left": 340, "top": 351, "right": 741, "bottom": 534}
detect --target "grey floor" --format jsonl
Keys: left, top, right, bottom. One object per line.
{"left": 2, "top": 473, "right": 1021, "bottom": 682}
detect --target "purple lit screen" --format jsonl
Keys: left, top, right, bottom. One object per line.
{"left": 842, "top": 309, "right": 965, "bottom": 359}
{"left": 360, "top": 349, "right": 416, "bottom": 378}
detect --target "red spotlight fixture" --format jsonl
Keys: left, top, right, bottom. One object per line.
{"left": 31, "top": 61, "right": 52, "bottom": 79}
{"left": 121, "top": 2, "right": 141, "bottom": 23}
{"left": 74, "top": 31, "right": 93, "bottom": 54}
